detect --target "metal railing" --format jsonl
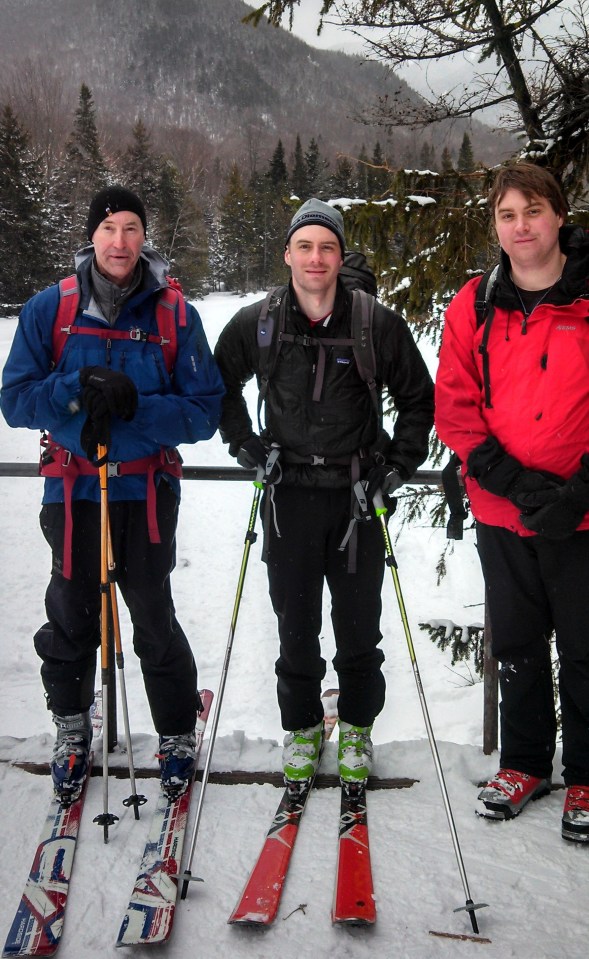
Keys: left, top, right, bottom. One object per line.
{"left": 0, "top": 462, "right": 497, "bottom": 755}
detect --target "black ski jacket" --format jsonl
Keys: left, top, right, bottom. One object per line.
{"left": 214, "top": 280, "right": 434, "bottom": 488}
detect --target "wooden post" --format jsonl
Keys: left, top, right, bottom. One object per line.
{"left": 482, "top": 594, "right": 498, "bottom": 755}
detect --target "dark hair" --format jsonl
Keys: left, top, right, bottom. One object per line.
{"left": 488, "top": 163, "right": 568, "bottom": 220}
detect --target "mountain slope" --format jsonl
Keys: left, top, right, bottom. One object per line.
{"left": 0, "top": 0, "right": 512, "bottom": 166}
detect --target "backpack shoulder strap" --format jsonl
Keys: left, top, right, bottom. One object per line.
{"left": 474, "top": 264, "right": 499, "bottom": 328}
{"left": 475, "top": 264, "right": 500, "bottom": 409}
{"left": 53, "top": 274, "right": 185, "bottom": 375}
{"left": 154, "top": 279, "right": 187, "bottom": 374}
{"left": 257, "top": 286, "right": 287, "bottom": 432}
{"left": 351, "top": 289, "right": 379, "bottom": 416}
{"left": 53, "top": 275, "right": 80, "bottom": 368}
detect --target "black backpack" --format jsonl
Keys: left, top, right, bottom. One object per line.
{"left": 255, "top": 251, "right": 380, "bottom": 432}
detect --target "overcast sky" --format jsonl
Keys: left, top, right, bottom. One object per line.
{"left": 243, "top": 0, "right": 578, "bottom": 115}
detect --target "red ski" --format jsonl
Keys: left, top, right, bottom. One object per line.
{"left": 228, "top": 690, "right": 338, "bottom": 926}
{"left": 332, "top": 781, "right": 376, "bottom": 924}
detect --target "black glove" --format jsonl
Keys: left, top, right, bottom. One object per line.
{"left": 521, "top": 455, "right": 589, "bottom": 539}
{"left": 364, "top": 466, "right": 403, "bottom": 503}
{"left": 236, "top": 435, "right": 281, "bottom": 484}
{"left": 237, "top": 435, "right": 269, "bottom": 470}
{"left": 80, "top": 414, "right": 110, "bottom": 462}
{"left": 467, "top": 436, "right": 563, "bottom": 507}
{"left": 80, "top": 367, "right": 138, "bottom": 421}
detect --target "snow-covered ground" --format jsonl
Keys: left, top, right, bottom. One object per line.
{"left": 0, "top": 293, "right": 582, "bottom": 958}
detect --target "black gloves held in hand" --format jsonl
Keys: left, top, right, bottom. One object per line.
{"left": 236, "top": 435, "right": 281, "bottom": 484}
{"left": 364, "top": 466, "right": 403, "bottom": 503}
{"left": 467, "top": 436, "right": 563, "bottom": 510}
{"left": 80, "top": 367, "right": 138, "bottom": 422}
{"left": 78, "top": 367, "right": 138, "bottom": 461}
{"left": 521, "top": 455, "right": 589, "bottom": 539}
{"left": 80, "top": 415, "right": 110, "bottom": 462}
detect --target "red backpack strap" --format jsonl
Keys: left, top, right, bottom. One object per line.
{"left": 53, "top": 275, "right": 80, "bottom": 368}
{"left": 156, "top": 280, "right": 186, "bottom": 373}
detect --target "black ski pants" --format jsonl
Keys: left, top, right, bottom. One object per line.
{"left": 34, "top": 481, "right": 200, "bottom": 734}
{"left": 476, "top": 522, "right": 589, "bottom": 786}
{"left": 264, "top": 485, "right": 386, "bottom": 731}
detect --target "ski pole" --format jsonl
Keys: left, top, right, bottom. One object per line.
{"left": 93, "top": 443, "right": 120, "bottom": 843}
{"left": 372, "top": 489, "right": 488, "bottom": 934}
{"left": 179, "top": 463, "right": 268, "bottom": 899}
{"left": 106, "top": 514, "right": 147, "bottom": 819}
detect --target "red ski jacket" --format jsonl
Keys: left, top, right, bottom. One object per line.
{"left": 435, "top": 226, "right": 589, "bottom": 535}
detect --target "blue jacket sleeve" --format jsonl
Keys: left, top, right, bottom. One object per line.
{"left": 0, "top": 286, "right": 83, "bottom": 433}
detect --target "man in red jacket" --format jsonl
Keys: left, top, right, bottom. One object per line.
{"left": 436, "top": 163, "right": 589, "bottom": 840}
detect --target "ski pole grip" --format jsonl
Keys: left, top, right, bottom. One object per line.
{"left": 373, "top": 490, "right": 387, "bottom": 517}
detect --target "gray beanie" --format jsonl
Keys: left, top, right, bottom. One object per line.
{"left": 285, "top": 198, "right": 345, "bottom": 254}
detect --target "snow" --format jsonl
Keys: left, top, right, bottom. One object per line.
{"left": 0, "top": 292, "right": 582, "bottom": 958}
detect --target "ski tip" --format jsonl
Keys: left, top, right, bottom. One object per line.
{"left": 332, "top": 914, "right": 376, "bottom": 926}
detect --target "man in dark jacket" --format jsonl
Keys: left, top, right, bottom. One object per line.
{"left": 436, "top": 163, "right": 589, "bottom": 840}
{"left": 1, "top": 186, "right": 225, "bottom": 803}
{"left": 214, "top": 198, "right": 434, "bottom": 786}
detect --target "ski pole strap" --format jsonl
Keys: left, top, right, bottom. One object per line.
{"left": 40, "top": 437, "right": 182, "bottom": 579}
{"left": 337, "top": 455, "right": 362, "bottom": 574}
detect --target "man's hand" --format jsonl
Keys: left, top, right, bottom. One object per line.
{"left": 521, "top": 455, "right": 589, "bottom": 539}
{"left": 236, "top": 435, "right": 269, "bottom": 470}
{"left": 364, "top": 466, "right": 403, "bottom": 503}
{"left": 80, "top": 367, "right": 138, "bottom": 421}
{"left": 468, "top": 436, "right": 563, "bottom": 507}
{"left": 80, "top": 415, "right": 110, "bottom": 461}
{"left": 237, "top": 435, "right": 281, "bottom": 484}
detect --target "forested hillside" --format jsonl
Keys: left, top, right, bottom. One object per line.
{"left": 0, "top": 0, "right": 518, "bottom": 311}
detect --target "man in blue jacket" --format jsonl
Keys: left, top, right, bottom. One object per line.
{"left": 0, "top": 186, "right": 225, "bottom": 803}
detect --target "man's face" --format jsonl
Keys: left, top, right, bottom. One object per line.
{"left": 285, "top": 225, "right": 343, "bottom": 299}
{"left": 493, "top": 188, "right": 564, "bottom": 275}
{"left": 91, "top": 211, "right": 145, "bottom": 287}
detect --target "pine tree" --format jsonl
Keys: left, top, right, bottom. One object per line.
{"left": 330, "top": 155, "right": 355, "bottom": 198}
{"left": 0, "top": 105, "right": 54, "bottom": 310}
{"left": 367, "top": 141, "right": 390, "bottom": 197}
{"left": 304, "top": 137, "right": 329, "bottom": 198}
{"left": 457, "top": 132, "right": 475, "bottom": 173}
{"left": 53, "top": 84, "right": 108, "bottom": 250}
{"left": 121, "top": 119, "right": 160, "bottom": 212}
{"left": 419, "top": 142, "right": 436, "bottom": 171}
{"left": 250, "top": 171, "right": 291, "bottom": 289}
{"left": 356, "top": 144, "right": 370, "bottom": 198}
{"left": 441, "top": 146, "right": 454, "bottom": 172}
{"left": 267, "top": 139, "right": 288, "bottom": 190}
{"left": 290, "top": 134, "right": 306, "bottom": 198}
{"left": 218, "top": 163, "right": 257, "bottom": 292}
{"left": 156, "top": 159, "right": 207, "bottom": 296}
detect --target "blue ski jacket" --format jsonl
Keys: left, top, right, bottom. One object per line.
{"left": 1, "top": 245, "right": 225, "bottom": 504}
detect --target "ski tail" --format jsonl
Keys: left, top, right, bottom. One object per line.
{"left": 2, "top": 695, "right": 103, "bottom": 957}
{"left": 332, "top": 780, "right": 376, "bottom": 924}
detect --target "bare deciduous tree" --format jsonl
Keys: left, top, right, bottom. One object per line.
{"left": 246, "top": 1, "right": 588, "bottom": 200}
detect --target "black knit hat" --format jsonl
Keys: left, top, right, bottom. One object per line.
{"left": 87, "top": 186, "right": 147, "bottom": 240}
{"left": 285, "top": 198, "right": 345, "bottom": 254}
